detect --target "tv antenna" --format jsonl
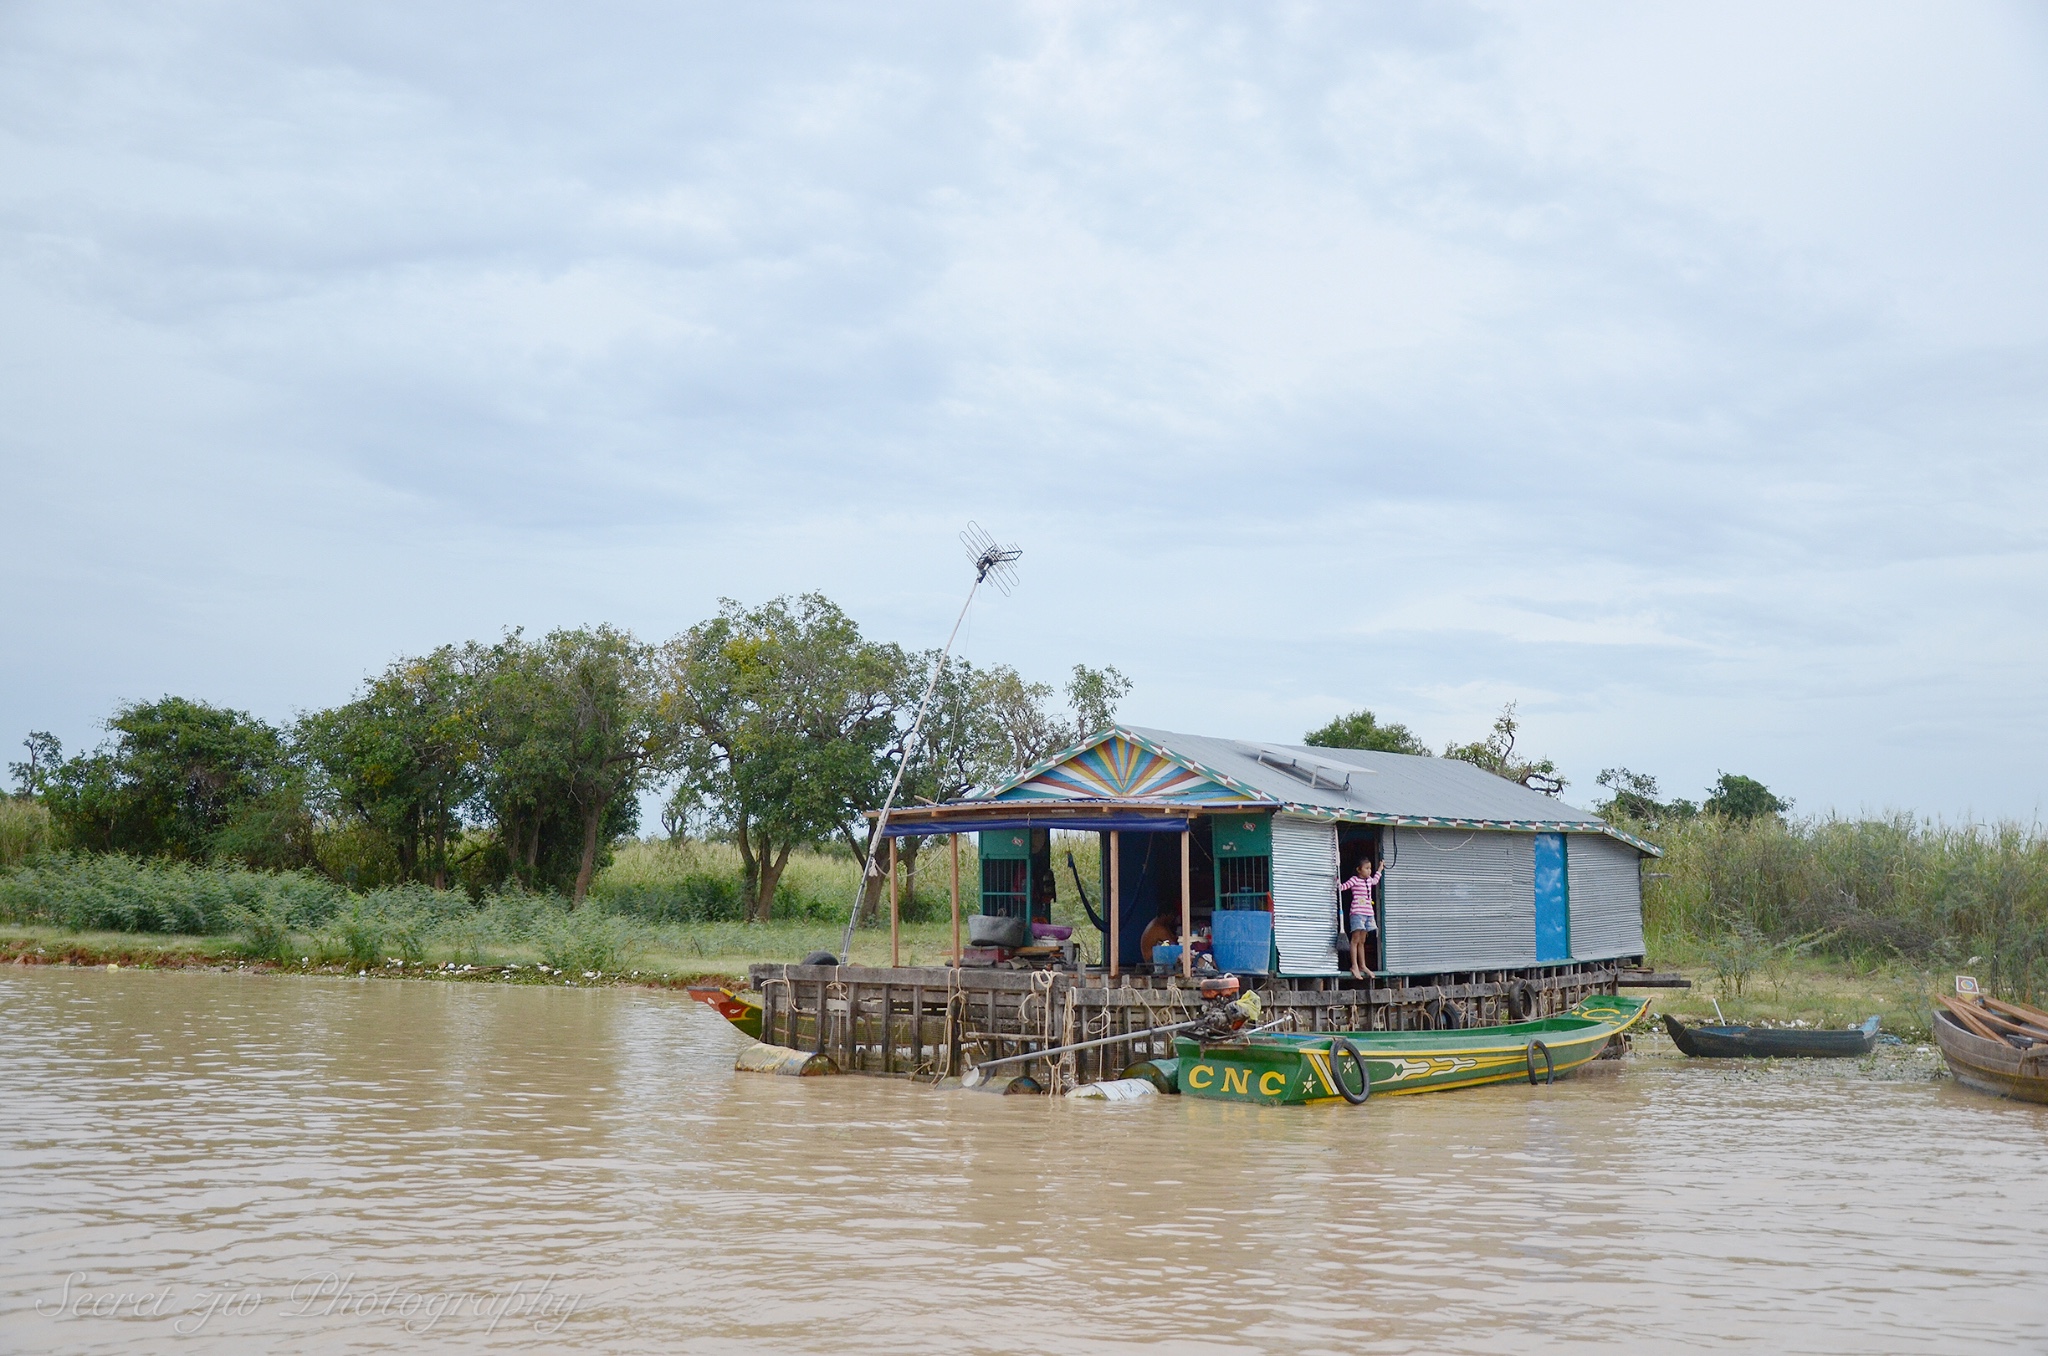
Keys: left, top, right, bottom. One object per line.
{"left": 961, "top": 521, "right": 1022, "bottom": 593}
{"left": 837, "top": 523, "right": 1022, "bottom": 963}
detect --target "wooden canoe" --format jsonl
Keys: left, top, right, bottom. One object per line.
{"left": 1933, "top": 1009, "right": 2048, "bottom": 1105}
{"left": 1174, "top": 994, "right": 1650, "bottom": 1105}
{"left": 686, "top": 986, "right": 764, "bottom": 1041}
{"left": 1661, "top": 1013, "right": 1880, "bottom": 1059}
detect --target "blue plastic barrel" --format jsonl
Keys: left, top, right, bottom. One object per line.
{"left": 1211, "top": 909, "right": 1272, "bottom": 974}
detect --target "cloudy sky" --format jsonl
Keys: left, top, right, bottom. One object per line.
{"left": 4, "top": 2, "right": 2045, "bottom": 820}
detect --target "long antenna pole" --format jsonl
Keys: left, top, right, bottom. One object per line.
{"left": 837, "top": 530, "right": 1018, "bottom": 963}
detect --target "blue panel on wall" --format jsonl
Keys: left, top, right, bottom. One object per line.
{"left": 1534, "top": 832, "right": 1570, "bottom": 962}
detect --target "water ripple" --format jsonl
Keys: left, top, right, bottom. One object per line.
{"left": 2, "top": 968, "right": 2044, "bottom": 1353}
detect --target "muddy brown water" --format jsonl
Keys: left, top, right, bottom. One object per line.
{"left": 2, "top": 968, "right": 2044, "bottom": 1354}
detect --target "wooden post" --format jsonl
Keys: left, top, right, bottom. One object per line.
{"left": 1180, "top": 828, "right": 1192, "bottom": 979}
{"left": 949, "top": 833, "right": 961, "bottom": 965}
{"left": 889, "top": 836, "right": 900, "bottom": 969}
{"left": 1108, "top": 830, "right": 1121, "bottom": 979}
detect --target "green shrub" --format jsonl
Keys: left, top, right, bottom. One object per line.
{"left": 533, "top": 908, "right": 640, "bottom": 975}
{"left": 233, "top": 897, "right": 298, "bottom": 965}
{"left": 0, "top": 852, "right": 346, "bottom": 934}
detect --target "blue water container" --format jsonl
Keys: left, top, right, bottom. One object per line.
{"left": 1211, "top": 909, "right": 1272, "bottom": 974}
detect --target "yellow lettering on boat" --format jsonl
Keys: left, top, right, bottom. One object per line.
{"left": 1259, "top": 1070, "right": 1286, "bottom": 1096}
{"left": 1187, "top": 1064, "right": 1215, "bottom": 1089}
{"left": 1222, "top": 1067, "right": 1250, "bottom": 1096}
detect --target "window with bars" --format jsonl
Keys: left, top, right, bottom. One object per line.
{"left": 981, "top": 858, "right": 1028, "bottom": 918}
{"left": 1216, "top": 855, "right": 1270, "bottom": 911}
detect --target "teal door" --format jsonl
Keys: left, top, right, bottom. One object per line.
{"left": 1534, "top": 833, "right": 1570, "bottom": 962}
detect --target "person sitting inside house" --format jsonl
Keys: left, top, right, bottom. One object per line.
{"left": 1138, "top": 909, "right": 1181, "bottom": 963}
{"left": 1338, "top": 853, "right": 1383, "bottom": 981}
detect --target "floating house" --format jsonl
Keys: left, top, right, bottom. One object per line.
{"left": 876, "top": 725, "right": 1657, "bottom": 982}
{"left": 732, "top": 726, "right": 1667, "bottom": 1088}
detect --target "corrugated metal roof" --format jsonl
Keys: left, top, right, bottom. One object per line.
{"left": 1124, "top": 725, "right": 1590, "bottom": 820}
{"left": 975, "top": 725, "right": 1659, "bottom": 857}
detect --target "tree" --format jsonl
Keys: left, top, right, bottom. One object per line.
{"left": 468, "top": 627, "right": 675, "bottom": 905}
{"left": 8, "top": 731, "right": 62, "bottom": 798}
{"left": 671, "top": 595, "right": 904, "bottom": 922}
{"left": 843, "top": 656, "right": 1023, "bottom": 924}
{"left": 1593, "top": 767, "right": 1698, "bottom": 827}
{"left": 1594, "top": 767, "right": 1662, "bottom": 821}
{"left": 467, "top": 631, "right": 579, "bottom": 893}
{"left": 1704, "top": 773, "right": 1789, "bottom": 821}
{"left": 1444, "top": 701, "right": 1566, "bottom": 796}
{"left": 983, "top": 668, "right": 1062, "bottom": 771}
{"left": 1065, "top": 664, "right": 1132, "bottom": 743}
{"left": 44, "top": 698, "right": 292, "bottom": 859}
{"left": 550, "top": 627, "right": 678, "bottom": 904}
{"left": 977, "top": 663, "right": 1133, "bottom": 775}
{"left": 299, "top": 648, "right": 478, "bottom": 889}
{"left": 1304, "top": 709, "right": 1431, "bottom": 756}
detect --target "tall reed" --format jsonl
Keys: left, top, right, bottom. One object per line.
{"left": 1639, "top": 813, "right": 2048, "bottom": 1000}
{"left": 0, "top": 799, "right": 51, "bottom": 868}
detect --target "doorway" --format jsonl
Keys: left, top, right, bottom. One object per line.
{"left": 1336, "top": 826, "right": 1384, "bottom": 973}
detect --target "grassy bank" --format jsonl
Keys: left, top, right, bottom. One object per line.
{"left": 0, "top": 917, "right": 969, "bottom": 985}
{"left": 1650, "top": 952, "right": 1945, "bottom": 1040}
{"left": 0, "top": 833, "right": 1059, "bottom": 985}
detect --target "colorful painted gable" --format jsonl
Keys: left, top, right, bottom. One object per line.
{"left": 997, "top": 735, "right": 1239, "bottom": 802}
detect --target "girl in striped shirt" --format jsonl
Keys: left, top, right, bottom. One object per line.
{"left": 1339, "top": 855, "right": 1382, "bottom": 980}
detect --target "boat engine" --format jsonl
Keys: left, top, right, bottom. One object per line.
{"left": 1186, "top": 984, "right": 1263, "bottom": 1041}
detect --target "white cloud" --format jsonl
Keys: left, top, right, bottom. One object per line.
{"left": 1, "top": 0, "right": 2044, "bottom": 818}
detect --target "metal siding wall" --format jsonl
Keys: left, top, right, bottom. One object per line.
{"left": 1272, "top": 813, "right": 1341, "bottom": 975}
{"left": 1565, "top": 834, "right": 1646, "bottom": 959}
{"left": 1383, "top": 828, "right": 1537, "bottom": 972}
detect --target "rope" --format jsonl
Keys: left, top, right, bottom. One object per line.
{"left": 1029, "top": 970, "right": 1058, "bottom": 1087}
{"left": 929, "top": 966, "right": 968, "bottom": 1083}
{"left": 823, "top": 979, "right": 849, "bottom": 1066}
{"left": 1057, "top": 983, "right": 1080, "bottom": 1094}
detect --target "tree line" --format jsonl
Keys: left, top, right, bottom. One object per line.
{"left": 1304, "top": 701, "right": 1790, "bottom": 824}
{"left": 11, "top": 603, "right": 1795, "bottom": 923}
{"left": 6, "top": 594, "right": 1129, "bottom": 920}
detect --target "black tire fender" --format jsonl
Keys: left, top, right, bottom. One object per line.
{"left": 1329, "top": 1037, "right": 1372, "bottom": 1105}
{"left": 1526, "top": 1038, "right": 1555, "bottom": 1086}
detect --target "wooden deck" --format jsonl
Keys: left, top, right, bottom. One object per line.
{"left": 746, "top": 961, "right": 1630, "bottom": 1087}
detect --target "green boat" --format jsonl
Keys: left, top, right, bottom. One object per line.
{"left": 1174, "top": 994, "right": 1651, "bottom": 1105}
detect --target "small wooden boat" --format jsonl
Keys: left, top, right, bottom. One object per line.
{"left": 1932, "top": 991, "right": 2048, "bottom": 1105}
{"left": 1661, "top": 1013, "right": 1880, "bottom": 1059}
{"left": 1174, "top": 994, "right": 1650, "bottom": 1105}
{"left": 686, "top": 985, "right": 763, "bottom": 1041}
